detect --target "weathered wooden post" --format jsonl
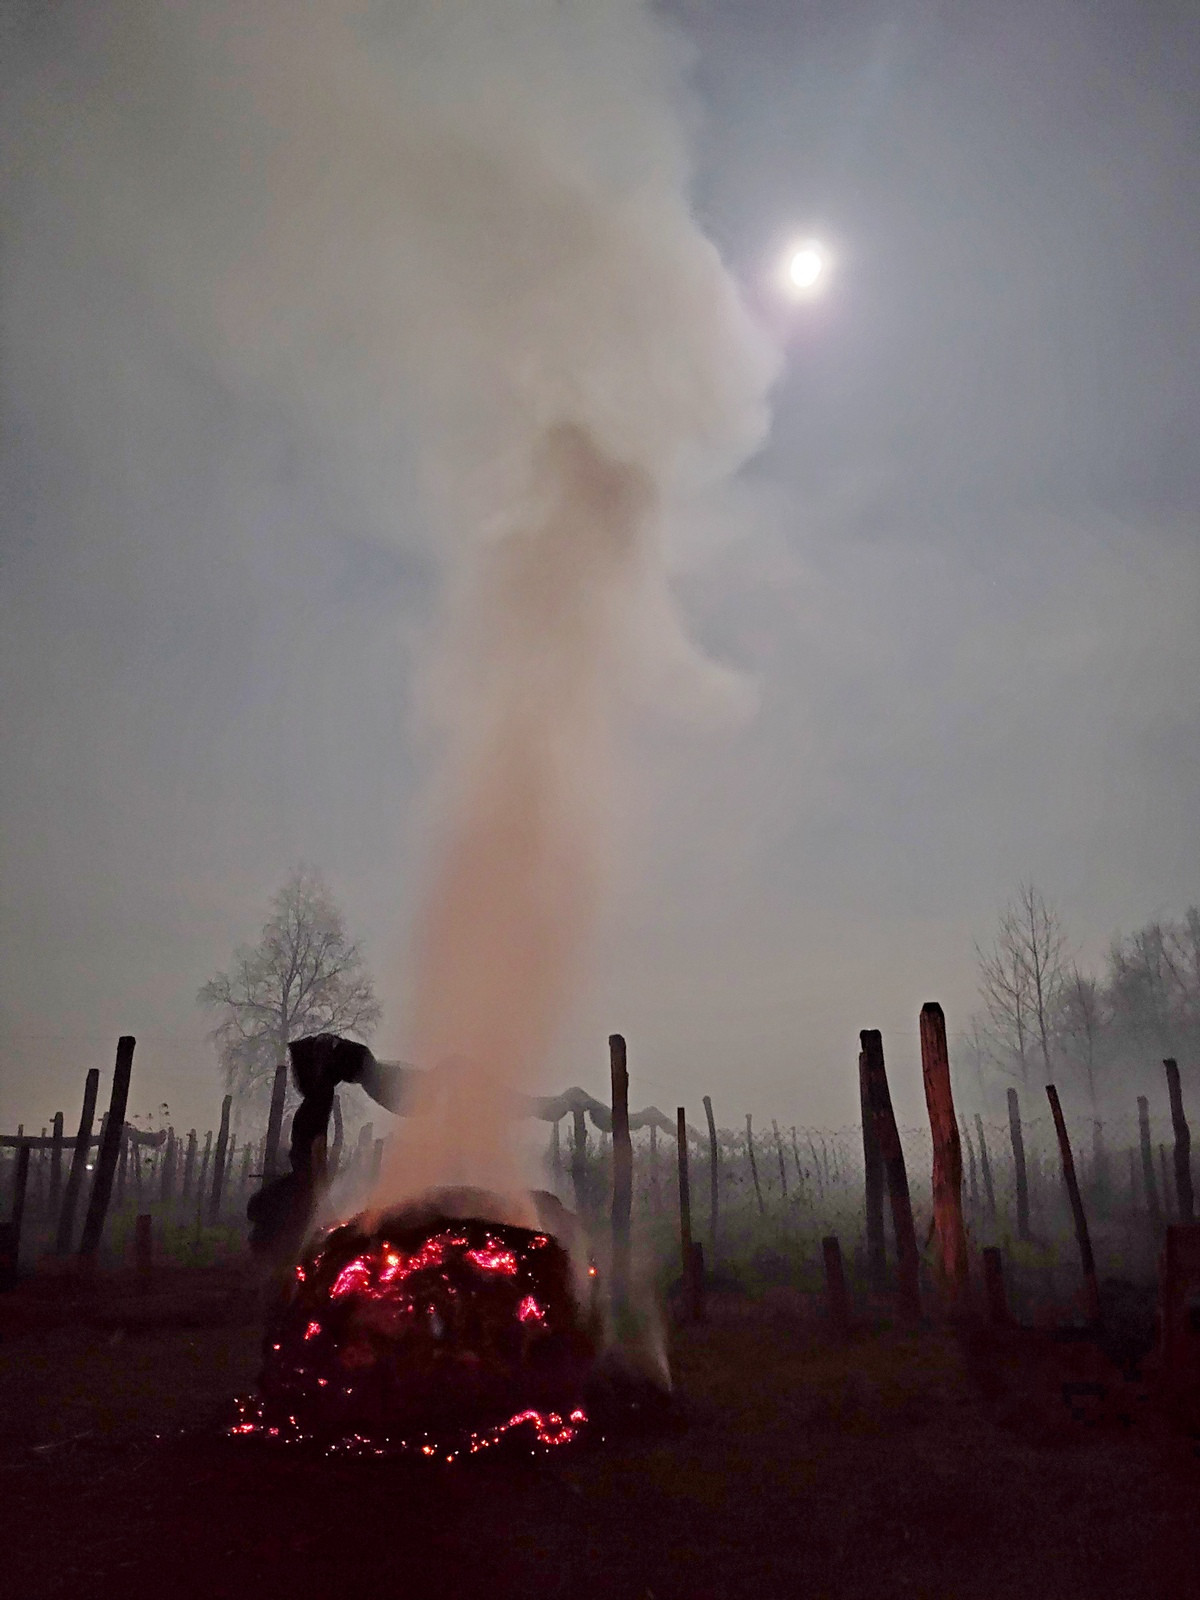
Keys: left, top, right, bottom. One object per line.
{"left": 1006, "top": 1089, "right": 1031, "bottom": 1241}
{"left": 648, "top": 1121, "right": 661, "bottom": 1216}
{"left": 49, "top": 1112, "right": 64, "bottom": 1217}
{"left": 208, "top": 1094, "right": 233, "bottom": 1223}
{"left": 1138, "top": 1095, "right": 1161, "bottom": 1225}
{"left": 1046, "top": 1084, "right": 1101, "bottom": 1325}
{"left": 860, "top": 1049, "right": 886, "bottom": 1293}
{"left": 920, "top": 1002, "right": 969, "bottom": 1311}
{"left": 676, "top": 1107, "right": 694, "bottom": 1319}
{"left": 981, "top": 1247, "right": 1009, "bottom": 1326}
{"left": 609, "top": 1034, "right": 632, "bottom": 1321}
{"left": 56, "top": 1069, "right": 100, "bottom": 1256}
{"left": 703, "top": 1095, "right": 719, "bottom": 1264}
{"left": 1159, "top": 1145, "right": 1173, "bottom": 1222}
{"left": 263, "top": 1062, "right": 289, "bottom": 1182}
{"left": 745, "top": 1114, "right": 765, "bottom": 1215}
{"left": 194, "top": 1131, "right": 213, "bottom": 1231}
{"left": 181, "top": 1130, "right": 197, "bottom": 1203}
{"left": 974, "top": 1113, "right": 996, "bottom": 1219}
{"left": 549, "top": 1117, "right": 561, "bottom": 1183}
{"left": 571, "top": 1107, "right": 588, "bottom": 1218}
{"left": 159, "top": 1129, "right": 177, "bottom": 1207}
{"left": 822, "top": 1235, "right": 850, "bottom": 1336}
{"left": 1164, "top": 1059, "right": 1194, "bottom": 1224}
{"left": 330, "top": 1093, "right": 344, "bottom": 1176}
{"left": 860, "top": 1030, "right": 920, "bottom": 1320}
{"left": 371, "top": 1138, "right": 384, "bottom": 1186}
{"left": 79, "top": 1037, "right": 136, "bottom": 1260}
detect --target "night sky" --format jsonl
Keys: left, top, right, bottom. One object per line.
{"left": 2, "top": 1, "right": 1197, "bottom": 1135}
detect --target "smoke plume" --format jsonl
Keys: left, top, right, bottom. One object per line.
{"left": 6, "top": 1, "right": 776, "bottom": 1207}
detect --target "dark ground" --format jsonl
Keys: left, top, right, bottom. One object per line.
{"left": 1, "top": 1272, "right": 1197, "bottom": 1600}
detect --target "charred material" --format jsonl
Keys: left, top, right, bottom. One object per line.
{"left": 242, "top": 1204, "right": 595, "bottom": 1457}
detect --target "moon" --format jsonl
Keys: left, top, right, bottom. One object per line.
{"left": 783, "top": 240, "right": 829, "bottom": 297}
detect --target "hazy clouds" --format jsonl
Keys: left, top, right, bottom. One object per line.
{"left": 2, "top": 0, "right": 1198, "bottom": 1136}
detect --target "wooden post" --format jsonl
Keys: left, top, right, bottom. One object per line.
{"left": 181, "top": 1130, "right": 197, "bottom": 1203}
{"left": 822, "top": 1235, "right": 850, "bottom": 1336}
{"left": 859, "top": 1047, "right": 887, "bottom": 1292}
{"left": 238, "top": 1140, "right": 253, "bottom": 1206}
{"left": 49, "top": 1112, "right": 64, "bottom": 1216}
{"left": 134, "top": 1213, "right": 152, "bottom": 1279}
{"left": 56, "top": 1069, "right": 99, "bottom": 1256}
{"left": 371, "top": 1138, "right": 384, "bottom": 1186}
{"left": 79, "top": 1037, "right": 136, "bottom": 1259}
{"left": 1138, "top": 1095, "right": 1161, "bottom": 1225}
{"left": 961, "top": 1115, "right": 979, "bottom": 1211}
{"left": 860, "top": 1030, "right": 920, "bottom": 1320}
{"left": 919, "top": 1002, "right": 969, "bottom": 1311}
{"left": 330, "top": 1093, "right": 345, "bottom": 1175}
{"left": 648, "top": 1121, "right": 660, "bottom": 1216}
{"left": 772, "top": 1119, "right": 789, "bottom": 1201}
{"left": 974, "top": 1113, "right": 996, "bottom": 1219}
{"left": 571, "top": 1107, "right": 588, "bottom": 1217}
{"left": 159, "top": 1129, "right": 177, "bottom": 1207}
{"left": 703, "top": 1095, "right": 719, "bottom": 1264}
{"left": 745, "top": 1114, "right": 765, "bottom": 1215}
{"left": 194, "top": 1131, "right": 213, "bottom": 1230}
{"left": 208, "top": 1094, "right": 233, "bottom": 1223}
{"left": 1164, "top": 1059, "right": 1194, "bottom": 1224}
{"left": 1046, "top": 1085, "right": 1100, "bottom": 1325}
{"left": 981, "top": 1247, "right": 1009, "bottom": 1326}
{"left": 609, "top": 1034, "right": 632, "bottom": 1320}
{"left": 549, "top": 1117, "right": 561, "bottom": 1182}
{"left": 676, "top": 1107, "right": 694, "bottom": 1319}
{"left": 263, "top": 1062, "right": 289, "bottom": 1182}
{"left": 1006, "top": 1089, "right": 1031, "bottom": 1241}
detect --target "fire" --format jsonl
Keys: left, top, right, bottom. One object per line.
{"left": 234, "top": 1207, "right": 595, "bottom": 1459}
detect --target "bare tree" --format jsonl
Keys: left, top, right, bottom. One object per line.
{"left": 199, "top": 868, "right": 381, "bottom": 1115}
{"left": 1106, "top": 909, "right": 1200, "bottom": 1066}
{"left": 976, "top": 882, "right": 1069, "bottom": 1085}
{"left": 1056, "top": 965, "right": 1104, "bottom": 1110}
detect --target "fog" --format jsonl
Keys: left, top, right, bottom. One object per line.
{"left": 2, "top": 0, "right": 1198, "bottom": 1145}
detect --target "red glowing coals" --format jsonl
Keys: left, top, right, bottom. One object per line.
{"left": 465, "top": 1245, "right": 518, "bottom": 1275}
{"left": 244, "top": 1207, "right": 594, "bottom": 1459}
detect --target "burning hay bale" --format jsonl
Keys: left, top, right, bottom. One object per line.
{"left": 235, "top": 1200, "right": 595, "bottom": 1459}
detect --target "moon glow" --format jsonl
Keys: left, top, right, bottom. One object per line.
{"left": 782, "top": 239, "right": 830, "bottom": 298}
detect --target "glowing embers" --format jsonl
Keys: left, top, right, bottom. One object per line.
{"left": 241, "top": 1209, "right": 594, "bottom": 1458}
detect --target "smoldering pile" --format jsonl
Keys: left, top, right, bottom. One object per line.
{"left": 236, "top": 1193, "right": 597, "bottom": 1459}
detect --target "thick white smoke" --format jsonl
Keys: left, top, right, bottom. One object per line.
{"left": 9, "top": 1, "right": 777, "bottom": 1208}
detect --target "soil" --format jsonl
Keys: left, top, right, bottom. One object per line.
{"left": 1, "top": 1273, "right": 1197, "bottom": 1600}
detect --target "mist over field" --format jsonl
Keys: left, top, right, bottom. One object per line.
{"left": 2, "top": 0, "right": 1198, "bottom": 1144}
